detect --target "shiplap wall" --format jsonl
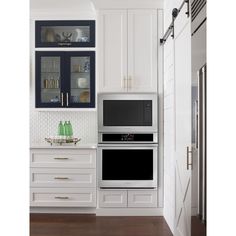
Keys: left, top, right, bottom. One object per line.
{"left": 163, "top": 0, "right": 183, "bottom": 233}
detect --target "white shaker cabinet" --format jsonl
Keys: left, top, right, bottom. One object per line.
{"left": 98, "top": 9, "right": 157, "bottom": 93}
{"left": 30, "top": 148, "right": 96, "bottom": 207}
{"left": 98, "top": 189, "right": 157, "bottom": 208}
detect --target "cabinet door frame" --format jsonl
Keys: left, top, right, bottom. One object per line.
{"left": 35, "top": 51, "right": 66, "bottom": 108}
{"left": 64, "top": 51, "right": 95, "bottom": 108}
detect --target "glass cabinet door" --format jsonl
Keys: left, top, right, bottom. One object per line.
{"left": 35, "top": 51, "right": 95, "bottom": 108}
{"left": 66, "top": 51, "right": 95, "bottom": 108}
{"left": 36, "top": 52, "right": 64, "bottom": 108}
{"left": 35, "top": 21, "right": 95, "bottom": 47}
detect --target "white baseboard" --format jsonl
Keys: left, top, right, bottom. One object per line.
{"left": 30, "top": 207, "right": 96, "bottom": 214}
{"left": 191, "top": 207, "right": 198, "bottom": 216}
{"left": 96, "top": 208, "right": 163, "bottom": 216}
{"left": 30, "top": 207, "right": 163, "bottom": 216}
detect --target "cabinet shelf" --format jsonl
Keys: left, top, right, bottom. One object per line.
{"left": 71, "top": 72, "right": 89, "bottom": 74}
{"left": 41, "top": 71, "right": 60, "bottom": 74}
{"left": 71, "top": 87, "right": 90, "bottom": 90}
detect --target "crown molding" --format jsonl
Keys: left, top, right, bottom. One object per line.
{"left": 91, "top": 0, "right": 163, "bottom": 9}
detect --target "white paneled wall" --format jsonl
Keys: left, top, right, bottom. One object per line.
{"left": 163, "top": 0, "right": 182, "bottom": 233}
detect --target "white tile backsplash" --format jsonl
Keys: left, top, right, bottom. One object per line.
{"left": 30, "top": 110, "right": 97, "bottom": 145}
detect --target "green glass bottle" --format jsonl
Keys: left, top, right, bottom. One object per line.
{"left": 64, "top": 121, "right": 69, "bottom": 137}
{"left": 58, "top": 121, "right": 65, "bottom": 136}
{"left": 68, "top": 121, "right": 73, "bottom": 137}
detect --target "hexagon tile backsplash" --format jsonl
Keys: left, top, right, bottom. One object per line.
{"left": 30, "top": 111, "right": 97, "bottom": 145}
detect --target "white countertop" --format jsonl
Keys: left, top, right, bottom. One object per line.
{"left": 30, "top": 143, "right": 97, "bottom": 149}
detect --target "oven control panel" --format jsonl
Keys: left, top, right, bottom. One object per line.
{"left": 101, "top": 133, "right": 155, "bottom": 142}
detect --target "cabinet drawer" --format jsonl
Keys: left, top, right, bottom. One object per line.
{"left": 128, "top": 190, "right": 157, "bottom": 208}
{"left": 30, "top": 168, "right": 96, "bottom": 188}
{"left": 30, "top": 188, "right": 96, "bottom": 207}
{"left": 99, "top": 190, "right": 127, "bottom": 208}
{"left": 30, "top": 149, "right": 96, "bottom": 168}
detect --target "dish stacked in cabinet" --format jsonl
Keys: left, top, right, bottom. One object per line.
{"left": 30, "top": 148, "right": 96, "bottom": 207}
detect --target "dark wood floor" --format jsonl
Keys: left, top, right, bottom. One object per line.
{"left": 192, "top": 216, "right": 206, "bottom": 236}
{"left": 30, "top": 214, "right": 173, "bottom": 236}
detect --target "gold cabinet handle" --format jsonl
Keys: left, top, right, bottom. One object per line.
{"left": 54, "top": 157, "right": 69, "bottom": 160}
{"left": 66, "top": 93, "right": 69, "bottom": 107}
{"left": 128, "top": 76, "right": 132, "bottom": 90}
{"left": 61, "top": 93, "right": 64, "bottom": 106}
{"left": 54, "top": 177, "right": 69, "bottom": 180}
{"left": 187, "top": 146, "right": 193, "bottom": 170}
{"left": 123, "top": 76, "right": 127, "bottom": 90}
{"left": 54, "top": 196, "right": 69, "bottom": 200}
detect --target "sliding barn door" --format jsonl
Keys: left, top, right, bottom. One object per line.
{"left": 174, "top": 6, "right": 192, "bottom": 236}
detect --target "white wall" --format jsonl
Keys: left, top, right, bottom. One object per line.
{"left": 163, "top": 0, "right": 182, "bottom": 233}
{"left": 30, "top": 0, "right": 97, "bottom": 146}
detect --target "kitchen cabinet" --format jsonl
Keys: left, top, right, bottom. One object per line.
{"left": 30, "top": 148, "right": 96, "bottom": 207}
{"left": 35, "top": 51, "right": 95, "bottom": 108}
{"left": 98, "top": 9, "right": 157, "bottom": 92}
{"left": 35, "top": 20, "right": 95, "bottom": 48}
{"left": 99, "top": 189, "right": 157, "bottom": 208}
{"left": 99, "top": 190, "right": 127, "bottom": 208}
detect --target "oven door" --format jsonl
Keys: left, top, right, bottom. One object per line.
{"left": 98, "top": 144, "right": 158, "bottom": 188}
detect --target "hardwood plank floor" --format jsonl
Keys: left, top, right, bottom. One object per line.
{"left": 30, "top": 214, "right": 173, "bottom": 236}
{"left": 191, "top": 216, "right": 206, "bottom": 236}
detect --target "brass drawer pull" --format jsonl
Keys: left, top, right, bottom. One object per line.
{"left": 54, "top": 196, "right": 69, "bottom": 200}
{"left": 128, "top": 76, "right": 132, "bottom": 89}
{"left": 54, "top": 157, "right": 69, "bottom": 160}
{"left": 54, "top": 177, "right": 69, "bottom": 180}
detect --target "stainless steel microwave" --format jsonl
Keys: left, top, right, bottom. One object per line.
{"left": 98, "top": 93, "right": 158, "bottom": 133}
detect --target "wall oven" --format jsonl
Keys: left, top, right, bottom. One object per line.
{"left": 98, "top": 133, "right": 158, "bottom": 189}
{"left": 98, "top": 93, "right": 158, "bottom": 133}
{"left": 98, "top": 93, "right": 158, "bottom": 189}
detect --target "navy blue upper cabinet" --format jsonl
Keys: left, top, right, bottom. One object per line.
{"left": 35, "top": 51, "right": 95, "bottom": 108}
{"left": 35, "top": 20, "right": 95, "bottom": 47}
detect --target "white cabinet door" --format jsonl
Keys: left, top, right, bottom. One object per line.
{"left": 98, "top": 9, "right": 157, "bottom": 93}
{"left": 174, "top": 9, "right": 192, "bottom": 236}
{"left": 128, "top": 10, "right": 157, "bottom": 92}
{"left": 98, "top": 10, "right": 128, "bottom": 92}
{"left": 99, "top": 190, "right": 127, "bottom": 208}
{"left": 128, "top": 190, "right": 157, "bottom": 208}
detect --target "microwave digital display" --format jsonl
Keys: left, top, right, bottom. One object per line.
{"left": 103, "top": 100, "right": 152, "bottom": 126}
